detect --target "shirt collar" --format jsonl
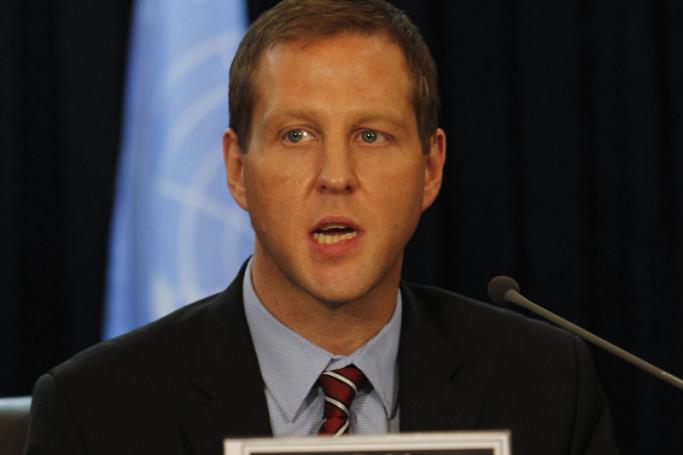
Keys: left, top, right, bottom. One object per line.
{"left": 242, "top": 259, "right": 401, "bottom": 422}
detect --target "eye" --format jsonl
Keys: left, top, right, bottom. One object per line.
{"left": 283, "top": 128, "right": 312, "bottom": 143}
{"left": 357, "top": 129, "right": 387, "bottom": 144}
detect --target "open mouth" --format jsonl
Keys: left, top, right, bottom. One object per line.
{"left": 312, "top": 224, "right": 358, "bottom": 245}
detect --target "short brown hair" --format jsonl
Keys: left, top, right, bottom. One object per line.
{"left": 228, "top": 0, "right": 439, "bottom": 152}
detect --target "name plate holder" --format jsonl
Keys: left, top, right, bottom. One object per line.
{"left": 226, "top": 431, "right": 511, "bottom": 455}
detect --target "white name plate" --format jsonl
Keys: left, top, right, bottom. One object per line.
{"left": 225, "top": 431, "right": 511, "bottom": 455}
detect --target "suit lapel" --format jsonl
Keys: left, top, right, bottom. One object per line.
{"left": 179, "top": 272, "right": 485, "bottom": 453}
{"left": 398, "top": 283, "right": 483, "bottom": 432}
{"left": 182, "top": 267, "right": 272, "bottom": 455}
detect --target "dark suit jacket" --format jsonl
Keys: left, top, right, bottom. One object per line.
{"left": 25, "top": 268, "right": 618, "bottom": 455}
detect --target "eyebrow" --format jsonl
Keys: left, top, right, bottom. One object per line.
{"left": 352, "top": 114, "right": 411, "bottom": 131}
{"left": 265, "top": 109, "right": 411, "bottom": 131}
{"left": 265, "top": 108, "right": 318, "bottom": 122}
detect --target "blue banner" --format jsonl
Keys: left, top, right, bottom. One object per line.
{"left": 104, "top": 0, "right": 252, "bottom": 339}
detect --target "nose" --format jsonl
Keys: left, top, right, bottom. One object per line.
{"left": 316, "top": 139, "right": 358, "bottom": 194}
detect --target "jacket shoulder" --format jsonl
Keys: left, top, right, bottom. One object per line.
{"left": 50, "top": 292, "right": 224, "bottom": 394}
{"left": 401, "top": 283, "right": 618, "bottom": 455}
{"left": 406, "top": 282, "right": 573, "bottom": 342}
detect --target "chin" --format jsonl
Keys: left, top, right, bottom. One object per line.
{"left": 303, "top": 273, "right": 383, "bottom": 306}
{"left": 307, "top": 286, "right": 366, "bottom": 306}
{"left": 306, "top": 254, "right": 402, "bottom": 303}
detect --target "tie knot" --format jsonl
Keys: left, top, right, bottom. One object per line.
{"left": 318, "top": 365, "right": 368, "bottom": 436}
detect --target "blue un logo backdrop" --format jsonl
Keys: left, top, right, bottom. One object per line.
{"left": 105, "top": 0, "right": 252, "bottom": 339}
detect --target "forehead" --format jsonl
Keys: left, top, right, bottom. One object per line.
{"left": 251, "top": 33, "right": 414, "bottom": 122}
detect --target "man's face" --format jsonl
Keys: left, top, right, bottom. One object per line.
{"left": 225, "top": 33, "right": 445, "bottom": 306}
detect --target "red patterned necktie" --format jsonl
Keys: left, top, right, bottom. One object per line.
{"left": 318, "top": 365, "right": 368, "bottom": 436}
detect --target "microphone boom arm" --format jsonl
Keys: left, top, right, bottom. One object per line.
{"left": 504, "top": 288, "right": 683, "bottom": 392}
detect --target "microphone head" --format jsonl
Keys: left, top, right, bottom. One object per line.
{"left": 487, "top": 275, "right": 520, "bottom": 304}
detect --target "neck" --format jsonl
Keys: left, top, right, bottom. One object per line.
{"left": 250, "top": 252, "right": 400, "bottom": 355}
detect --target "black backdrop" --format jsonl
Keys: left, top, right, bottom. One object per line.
{"left": 2, "top": 1, "right": 682, "bottom": 454}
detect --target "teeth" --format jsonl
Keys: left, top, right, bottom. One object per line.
{"left": 319, "top": 224, "right": 347, "bottom": 232}
{"left": 313, "top": 231, "right": 358, "bottom": 244}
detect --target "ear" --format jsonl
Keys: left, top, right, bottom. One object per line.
{"left": 223, "top": 128, "right": 249, "bottom": 211}
{"left": 421, "top": 128, "right": 446, "bottom": 211}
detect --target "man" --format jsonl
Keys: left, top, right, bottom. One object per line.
{"left": 25, "top": 1, "right": 619, "bottom": 454}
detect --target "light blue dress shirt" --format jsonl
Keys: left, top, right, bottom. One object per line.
{"left": 242, "top": 260, "right": 402, "bottom": 436}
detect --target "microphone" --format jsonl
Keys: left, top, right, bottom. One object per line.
{"left": 487, "top": 275, "right": 683, "bottom": 392}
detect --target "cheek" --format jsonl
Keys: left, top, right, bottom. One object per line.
{"left": 243, "top": 163, "right": 307, "bottom": 231}
{"left": 361, "top": 157, "right": 425, "bottom": 230}
{"left": 367, "top": 154, "right": 424, "bottom": 196}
